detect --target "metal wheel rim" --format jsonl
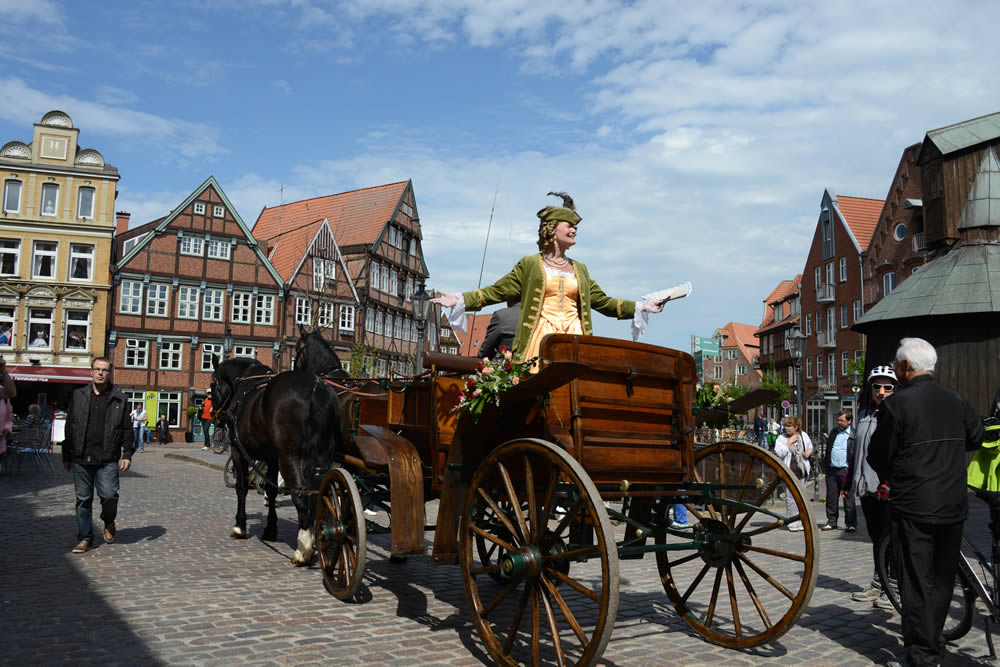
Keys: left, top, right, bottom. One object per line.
{"left": 316, "top": 467, "right": 367, "bottom": 601}
{"left": 460, "top": 437, "right": 619, "bottom": 666}
{"left": 656, "top": 440, "right": 819, "bottom": 648}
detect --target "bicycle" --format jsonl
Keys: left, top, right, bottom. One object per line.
{"left": 877, "top": 489, "right": 999, "bottom": 653}
{"left": 223, "top": 454, "right": 269, "bottom": 493}
{"left": 211, "top": 423, "right": 230, "bottom": 454}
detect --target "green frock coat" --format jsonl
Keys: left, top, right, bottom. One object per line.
{"left": 462, "top": 254, "right": 636, "bottom": 361}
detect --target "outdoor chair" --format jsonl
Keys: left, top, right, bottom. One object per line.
{"left": 9, "top": 420, "right": 54, "bottom": 473}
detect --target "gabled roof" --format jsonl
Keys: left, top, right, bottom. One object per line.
{"left": 459, "top": 313, "right": 493, "bottom": 358}
{"left": 113, "top": 176, "right": 283, "bottom": 287}
{"left": 254, "top": 181, "right": 411, "bottom": 250}
{"left": 715, "top": 322, "right": 761, "bottom": 374}
{"left": 267, "top": 218, "right": 359, "bottom": 302}
{"left": 834, "top": 195, "right": 883, "bottom": 251}
{"left": 921, "top": 111, "right": 1000, "bottom": 160}
{"left": 764, "top": 275, "right": 801, "bottom": 306}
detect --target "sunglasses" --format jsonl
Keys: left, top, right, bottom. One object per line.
{"left": 872, "top": 383, "right": 895, "bottom": 392}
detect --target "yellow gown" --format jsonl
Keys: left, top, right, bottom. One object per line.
{"left": 523, "top": 267, "right": 584, "bottom": 371}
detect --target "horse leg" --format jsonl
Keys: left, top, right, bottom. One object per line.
{"left": 231, "top": 450, "right": 250, "bottom": 539}
{"left": 286, "top": 462, "right": 315, "bottom": 566}
{"left": 261, "top": 459, "right": 280, "bottom": 542}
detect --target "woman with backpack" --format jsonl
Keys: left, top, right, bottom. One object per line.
{"left": 775, "top": 415, "right": 814, "bottom": 531}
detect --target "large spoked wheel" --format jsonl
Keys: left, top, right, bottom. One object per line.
{"left": 656, "top": 440, "right": 819, "bottom": 648}
{"left": 460, "top": 438, "right": 619, "bottom": 666}
{"left": 316, "top": 468, "right": 367, "bottom": 602}
{"left": 876, "top": 533, "right": 976, "bottom": 640}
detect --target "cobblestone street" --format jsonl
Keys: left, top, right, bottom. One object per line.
{"left": 2, "top": 446, "right": 996, "bottom": 666}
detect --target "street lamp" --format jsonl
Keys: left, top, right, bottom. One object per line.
{"left": 223, "top": 327, "right": 233, "bottom": 359}
{"left": 785, "top": 325, "right": 807, "bottom": 422}
{"left": 412, "top": 280, "right": 431, "bottom": 374}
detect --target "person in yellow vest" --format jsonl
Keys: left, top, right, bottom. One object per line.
{"left": 432, "top": 192, "right": 672, "bottom": 368}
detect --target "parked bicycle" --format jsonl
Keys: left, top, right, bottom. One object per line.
{"left": 877, "top": 488, "right": 999, "bottom": 653}
{"left": 211, "top": 423, "right": 230, "bottom": 454}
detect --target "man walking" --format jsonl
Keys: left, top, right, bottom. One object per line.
{"left": 753, "top": 412, "right": 765, "bottom": 447}
{"left": 868, "top": 338, "right": 983, "bottom": 665}
{"left": 62, "top": 357, "right": 133, "bottom": 554}
{"left": 822, "top": 410, "right": 857, "bottom": 532}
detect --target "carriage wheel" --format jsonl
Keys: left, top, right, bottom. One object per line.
{"left": 315, "top": 468, "right": 367, "bottom": 602}
{"left": 655, "top": 440, "right": 819, "bottom": 648}
{"left": 460, "top": 438, "right": 618, "bottom": 666}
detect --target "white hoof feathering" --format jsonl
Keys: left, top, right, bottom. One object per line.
{"left": 231, "top": 526, "right": 246, "bottom": 538}
{"left": 293, "top": 528, "right": 315, "bottom": 564}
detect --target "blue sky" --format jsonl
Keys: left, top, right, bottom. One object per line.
{"left": 2, "top": 0, "right": 998, "bottom": 352}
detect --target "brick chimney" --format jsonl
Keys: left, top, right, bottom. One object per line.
{"left": 115, "top": 211, "right": 131, "bottom": 235}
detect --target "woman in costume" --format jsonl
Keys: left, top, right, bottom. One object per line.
{"left": 432, "top": 192, "right": 669, "bottom": 367}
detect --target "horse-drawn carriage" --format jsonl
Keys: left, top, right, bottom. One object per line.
{"left": 298, "top": 334, "right": 819, "bottom": 665}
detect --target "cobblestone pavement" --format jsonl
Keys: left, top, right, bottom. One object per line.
{"left": 2, "top": 445, "right": 997, "bottom": 666}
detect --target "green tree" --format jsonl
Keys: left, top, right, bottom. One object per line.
{"left": 348, "top": 341, "right": 378, "bottom": 378}
{"left": 720, "top": 379, "right": 751, "bottom": 402}
{"left": 759, "top": 370, "right": 791, "bottom": 410}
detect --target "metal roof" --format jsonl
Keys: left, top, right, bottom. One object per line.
{"left": 854, "top": 244, "right": 1000, "bottom": 330}
{"left": 925, "top": 111, "right": 1000, "bottom": 157}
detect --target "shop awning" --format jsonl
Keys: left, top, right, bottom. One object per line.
{"left": 7, "top": 365, "right": 91, "bottom": 384}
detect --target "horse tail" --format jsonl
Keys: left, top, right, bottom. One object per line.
{"left": 303, "top": 377, "right": 343, "bottom": 489}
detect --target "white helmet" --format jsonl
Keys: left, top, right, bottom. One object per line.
{"left": 868, "top": 365, "right": 897, "bottom": 382}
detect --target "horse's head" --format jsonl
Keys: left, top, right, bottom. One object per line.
{"left": 211, "top": 356, "right": 269, "bottom": 418}
{"left": 295, "top": 328, "right": 345, "bottom": 377}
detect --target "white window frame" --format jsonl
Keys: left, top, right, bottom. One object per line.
{"left": 394, "top": 315, "right": 403, "bottom": 339}
{"left": 64, "top": 309, "right": 90, "bottom": 351}
{"left": 814, "top": 266, "right": 821, "bottom": 289}
{"left": 375, "top": 311, "right": 383, "bottom": 335}
{"left": 194, "top": 202, "right": 206, "bottom": 215}
{"left": 40, "top": 183, "right": 59, "bottom": 216}
{"left": 77, "top": 186, "right": 95, "bottom": 219}
{"left": 0, "top": 306, "right": 13, "bottom": 348}
{"left": 120, "top": 280, "right": 143, "bottom": 314}
{"left": 203, "top": 288, "right": 224, "bottom": 321}
{"left": 853, "top": 299, "right": 862, "bottom": 322}
{"left": 816, "top": 355, "right": 823, "bottom": 380}
{"left": 402, "top": 318, "right": 410, "bottom": 341}
{"left": 883, "top": 272, "right": 896, "bottom": 295}
{"left": 3, "top": 179, "right": 21, "bottom": 213}
{"left": 213, "top": 205, "right": 225, "bottom": 218}
{"left": 159, "top": 391, "right": 182, "bottom": 428}
{"left": 840, "top": 304, "right": 848, "bottom": 329}
{"left": 839, "top": 257, "right": 847, "bottom": 282}
{"left": 371, "top": 262, "right": 380, "bottom": 292}
{"left": 0, "top": 239, "right": 20, "bottom": 276}
{"left": 207, "top": 238, "right": 231, "bottom": 260}
{"left": 231, "top": 291, "right": 252, "bottom": 324}
{"left": 233, "top": 345, "right": 255, "bottom": 359}
{"left": 124, "top": 339, "right": 149, "bottom": 368}
{"left": 254, "top": 294, "right": 274, "bottom": 326}
{"left": 405, "top": 278, "right": 413, "bottom": 302}
{"left": 381, "top": 266, "right": 390, "bottom": 293}
{"left": 295, "top": 296, "right": 311, "bottom": 325}
{"left": 177, "top": 286, "right": 200, "bottom": 319}
{"left": 68, "top": 243, "right": 94, "bottom": 281}
{"left": 366, "top": 307, "right": 375, "bottom": 332}
{"left": 410, "top": 238, "right": 417, "bottom": 256}
{"left": 806, "top": 356, "right": 813, "bottom": 379}
{"left": 841, "top": 351, "right": 849, "bottom": 376}
{"left": 376, "top": 358, "right": 387, "bottom": 376}
{"left": 440, "top": 327, "right": 451, "bottom": 343}
{"left": 410, "top": 318, "right": 418, "bottom": 342}
{"left": 32, "top": 241, "right": 58, "bottom": 279}
{"left": 180, "top": 236, "right": 204, "bottom": 256}
{"left": 27, "top": 307, "right": 52, "bottom": 349}
{"left": 828, "top": 353, "right": 836, "bottom": 380}
{"left": 160, "top": 342, "right": 183, "bottom": 370}
{"left": 318, "top": 301, "right": 334, "bottom": 328}
{"left": 140, "top": 282, "right": 166, "bottom": 317}
{"left": 201, "top": 344, "right": 222, "bottom": 372}
{"left": 386, "top": 314, "right": 394, "bottom": 338}
{"left": 339, "top": 305, "right": 355, "bottom": 332}
{"left": 390, "top": 270, "right": 398, "bottom": 297}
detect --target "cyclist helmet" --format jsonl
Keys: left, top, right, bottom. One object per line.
{"left": 867, "top": 365, "right": 897, "bottom": 382}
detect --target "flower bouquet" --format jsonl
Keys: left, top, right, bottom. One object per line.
{"left": 453, "top": 346, "right": 537, "bottom": 422}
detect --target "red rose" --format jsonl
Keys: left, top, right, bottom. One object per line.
{"left": 504, "top": 361, "right": 512, "bottom": 371}
{"left": 498, "top": 344, "right": 507, "bottom": 354}
{"left": 476, "top": 363, "right": 485, "bottom": 372}
{"left": 466, "top": 379, "right": 476, "bottom": 388}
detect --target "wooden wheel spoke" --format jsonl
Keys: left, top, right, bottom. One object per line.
{"left": 745, "top": 544, "right": 807, "bottom": 563}
{"left": 541, "top": 575, "right": 589, "bottom": 645}
{"left": 482, "top": 578, "right": 521, "bottom": 619}
{"left": 680, "top": 562, "right": 713, "bottom": 603}
{"left": 477, "top": 488, "right": 522, "bottom": 547}
{"left": 503, "top": 587, "right": 532, "bottom": 654}
{"left": 545, "top": 567, "right": 600, "bottom": 603}
{"left": 470, "top": 523, "right": 518, "bottom": 554}
{"left": 541, "top": 545, "right": 598, "bottom": 563}
{"left": 538, "top": 467, "right": 560, "bottom": 531}
{"left": 726, "top": 564, "right": 742, "bottom": 639}
{"left": 498, "top": 462, "right": 530, "bottom": 543}
{"left": 735, "top": 475, "right": 781, "bottom": 533}
{"left": 691, "top": 466, "right": 720, "bottom": 522}
{"left": 727, "top": 457, "right": 756, "bottom": 525}
{"left": 531, "top": 587, "right": 541, "bottom": 667}
{"left": 705, "top": 567, "right": 724, "bottom": 628}
{"left": 734, "top": 557, "right": 772, "bottom": 628}
{"left": 471, "top": 563, "right": 502, "bottom": 576}
{"left": 683, "top": 502, "right": 707, "bottom": 524}
{"left": 524, "top": 455, "right": 538, "bottom": 541}
{"left": 736, "top": 553, "right": 795, "bottom": 600}
{"left": 540, "top": 584, "right": 566, "bottom": 666}
{"left": 543, "top": 496, "right": 587, "bottom": 547}
{"left": 663, "top": 551, "right": 702, "bottom": 571}
{"left": 322, "top": 495, "right": 337, "bottom": 517}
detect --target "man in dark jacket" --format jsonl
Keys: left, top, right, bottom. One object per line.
{"left": 822, "top": 410, "right": 856, "bottom": 531}
{"left": 868, "top": 337, "right": 984, "bottom": 666}
{"left": 62, "top": 357, "right": 133, "bottom": 554}
{"left": 478, "top": 301, "right": 520, "bottom": 360}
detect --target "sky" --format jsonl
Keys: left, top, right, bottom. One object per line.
{"left": 1, "top": 0, "right": 998, "bottom": 353}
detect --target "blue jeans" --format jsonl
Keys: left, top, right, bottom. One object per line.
{"left": 674, "top": 503, "right": 687, "bottom": 524}
{"left": 133, "top": 425, "right": 144, "bottom": 451}
{"left": 72, "top": 462, "right": 120, "bottom": 542}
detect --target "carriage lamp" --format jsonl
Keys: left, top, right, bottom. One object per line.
{"left": 223, "top": 327, "right": 233, "bottom": 358}
{"left": 413, "top": 280, "right": 431, "bottom": 372}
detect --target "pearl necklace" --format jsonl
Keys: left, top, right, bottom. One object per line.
{"left": 543, "top": 253, "right": 570, "bottom": 268}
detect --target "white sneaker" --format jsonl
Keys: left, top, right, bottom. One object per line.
{"left": 788, "top": 524, "right": 804, "bottom": 532}
{"left": 363, "top": 509, "right": 378, "bottom": 517}
{"left": 201, "top": 446, "right": 210, "bottom": 451}
{"left": 852, "top": 584, "right": 882, "bottom": 602}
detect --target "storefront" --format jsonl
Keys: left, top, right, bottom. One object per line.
{"left": 6, "top": 364, "right": 91, "bottom": 414}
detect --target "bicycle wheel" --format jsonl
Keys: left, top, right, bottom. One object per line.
{"left": 223, "top": 455, "right": 236, "bottom": 488}
{"left": 212, "top": 424, "right": 229, "bottom": 454}
{"left": 876, "top": 534, "right": 976, "bottom": 641}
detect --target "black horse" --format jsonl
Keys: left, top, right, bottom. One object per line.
{"left": 211, "top": 355, "right": 344, "bottom": 565}
{"left": 294, "top": 327, "right": 348, "bottom": 377}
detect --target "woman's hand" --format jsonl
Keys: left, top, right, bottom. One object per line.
{"left": 432, "top": 291, "right": 460, "bottom": 308}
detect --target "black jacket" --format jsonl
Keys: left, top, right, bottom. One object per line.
{"left": 823, "top": 427, "right": 854, "bottom": 473}
{"left": 479, "top": 304, "right": 520, "bottom": 360}
{"left": 62, "top": 383, "right": 133, "bottom": 465}
{"left": 868, "top": 374, "right": 984, "bottom": 523}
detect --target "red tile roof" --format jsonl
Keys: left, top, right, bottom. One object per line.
{"left": 759, "top": 275, "right": 801, "bottom": 328}
{"left": 837, "top": 196, "right": 883, "bottom": 249}
{"left": 459, "top": 313, "right": 493, "bottom": 357}
{"left": 253, "top": 181, "right": 409, "bottom": 282}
